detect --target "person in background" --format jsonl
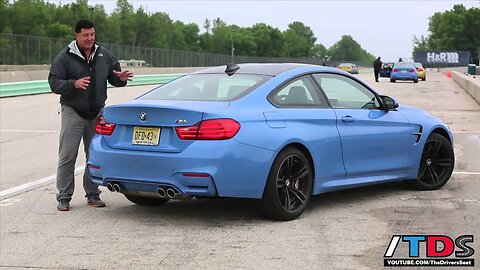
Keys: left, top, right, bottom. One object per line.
{"left": 49, "top": 19, "right": 133, "bottom": 211}
{"left": 373, "top": 56, "right": 382, "bottom": 82}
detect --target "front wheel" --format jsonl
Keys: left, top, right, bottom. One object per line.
{"left": 408, "top": 133, "right": 454, "bottom": 190}
{"left": 259, "top": 147, "right": 313, "bottom": 221}
{"left": 124, "top": 194, "right": 169, "bottom": 206}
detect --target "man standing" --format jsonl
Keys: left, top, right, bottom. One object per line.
{"left": 373, "top": 56, "right": 382, "bottom": 82}
{"left": 49, "top": 19, "right": 133, "bottom": 211}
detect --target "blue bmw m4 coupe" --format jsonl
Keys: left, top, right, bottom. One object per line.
{"left": 88, "top": 63, "right": 454, "bottom": 220}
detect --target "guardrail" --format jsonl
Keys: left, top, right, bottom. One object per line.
{"left": 0, "top": 74, "right": 184, "bottom": 98}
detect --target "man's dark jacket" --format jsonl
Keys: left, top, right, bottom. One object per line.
{"left": 373, "top": 58, "right": 382, "bottom": 71}
{"left": 49, "top": 41, "right": 127, "bottom": 119}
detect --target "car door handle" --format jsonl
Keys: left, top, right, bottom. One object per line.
{"left": 341, "top": 115, "right": 356, "bottom": 123}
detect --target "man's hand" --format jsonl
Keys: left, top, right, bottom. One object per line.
{"left": 74, "top": 76, "right": 90, "bottom": 90}
{"left": 113, "top": 70, "right": 134, "bottom": 82}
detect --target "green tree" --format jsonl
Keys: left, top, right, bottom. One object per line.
{"left": 207, "top": 18, "right": 230, "bottom": 54}
{"left": 9, "top": 0, "right": 56, "bottom": 36}
{"left": 311, "top": 43, "right": 328, "bottom": 59}
{"left": 112, "top": 0, "right": 136, "bottom": 46}
{"left": 146, "top": 12, "right": 171, "bottom": 49}
{"left": 328, "top": 35, "right": 374, "bottom": 62}
{"left": 428, "top": 4, "right": 480, "bottom": 63}
{"left": 284, "top": 21, "right": 316, "bottom": 57}
{"left": 412, "top": 34, "right": 429, "bottom": 57}
{"left": 0, "top": 0, "right": 10, "bottom": 33}
{"left": 230, "top": 25, "right": 256, "bottom": 56}
{"left": 249, "top": 23, "right": 286, "bottom": 57}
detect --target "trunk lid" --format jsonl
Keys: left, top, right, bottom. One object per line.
{"left": 101, "top": 100, "right": 230, "bottom": 153}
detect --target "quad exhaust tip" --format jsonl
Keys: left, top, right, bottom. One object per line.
{"left": 108, "top": 183, "right": 181, "bottom": 198}
{"left": 106, "top": 182, "right": 121, "bottom": 192}
{"left": 157, "top": 186, "right": 180, "bottom": 199}
{"left": 157, "top": 188, "right": 166, "bottom": 198}
{"left": 106, "top": 182, "right": 114, "bottom": 192}
{"left": 166, "top": 188, "right": 176, "bottom": 199}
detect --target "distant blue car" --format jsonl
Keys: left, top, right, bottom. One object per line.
{"left": 88, "top": 63, "right": 454, "bottom": 220}
{"left": 390, "top": 62, "right": 419, "bottom": 83}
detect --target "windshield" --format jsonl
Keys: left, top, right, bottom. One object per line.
{"left": 139, "top": 73, "right": 271, "bottom": 101}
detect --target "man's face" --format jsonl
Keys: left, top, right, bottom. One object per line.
{"left": 74, "top": 28, "right": 95, "bottom": 51}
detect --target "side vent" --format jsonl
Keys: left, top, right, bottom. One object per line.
{"left": 411, "top": 125, "right": 423, "bottom": 143}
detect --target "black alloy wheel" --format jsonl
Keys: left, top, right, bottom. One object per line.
{"left": 409, "top": 133, "right": 454, "bottom": 190}
{"left": 124, "top": 194, "right": 169, "bottom": 206}
{"left": 260, "top": 147, "right": 313, "bottom": 221}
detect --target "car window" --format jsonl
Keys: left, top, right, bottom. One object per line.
{"left": 139, "top": 74, "right": 270, "bottom": 101}
{"left": 270, "top": 76, "right": 326, "bottom": 107}
{"left": 382, "top": 63, "right": 393, "bottom": 69}
{"left": 312, "top": 73, "right": 381, "bottom": 109}
{"left": 394, "top": 62, "right": 415, "bottom": 69}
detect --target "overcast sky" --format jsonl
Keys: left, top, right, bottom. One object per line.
{"left": 52, "top": 0, "right": 479, "bottom": 61}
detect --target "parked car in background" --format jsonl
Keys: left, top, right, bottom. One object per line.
{"left": 390, "top": 62, "right": 419, "bottom": 83}
{"left": 88, "top": 63, "right": 454, "bottom": 221}
{"left": 337, "top": 63, "right": 359, "bottom": 74}
{"left": 380, "top": 62, "right": 394, "bottom": 78}
{"left": 414, "top": 62, "right": 426, "bottom": 81}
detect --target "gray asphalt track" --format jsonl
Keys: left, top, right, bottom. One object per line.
{"left": 1, "top": 71, "right": 479, "bottom": 269}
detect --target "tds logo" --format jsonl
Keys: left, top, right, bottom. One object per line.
{"left": 384, "top": 235, "right": 475, "bottom": 267}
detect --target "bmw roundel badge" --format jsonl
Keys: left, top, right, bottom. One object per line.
{"left": 139, "top": 112, "right": 147, "bottom": 121}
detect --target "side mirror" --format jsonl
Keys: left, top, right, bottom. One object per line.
{"left": 380, "top": 95, "right": 399, "bottom": 110}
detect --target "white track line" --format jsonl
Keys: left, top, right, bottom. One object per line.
{"left": 0, "top": 129, "right": 56, "bottom": 133}
{"left": 451, "top": 131, "right": 480, "bottom": 134}
{"left": 1, "top": 169, "right": 478, "bottom": 198}
{"left": 452, "top": 171, "right": 480, "bottom": 175}
{"left": 0, "top": 165, "right": 84, "bottom": 197}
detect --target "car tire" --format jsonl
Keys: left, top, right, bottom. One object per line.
{"left": 407, "top": 133, "right": 454, "bottom": 190}
{"left": 422, "top": 77, "right": 426, "bottom": 81}
{"left": 124, "top": 194, "right": 169, "bottom": 206}
{"left": 259, "top": 147, "right": 313, "bottom": 221}
{"left": 390, "top": 79, "right": 395, "bottom": 83}
{"left": 414, "top": 79, "right": 418, "bottom": 83}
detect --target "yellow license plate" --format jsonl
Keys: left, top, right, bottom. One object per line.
{"left": 132, "top": 127, "right": 160, "bottom": 145}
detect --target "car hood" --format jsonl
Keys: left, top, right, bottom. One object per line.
{"left": 399, "top": 105, "right": 445, "bottom": 126}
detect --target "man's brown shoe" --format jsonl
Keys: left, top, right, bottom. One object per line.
{"left": 57, "top": 200, "right": 70, "bottom": 211}
{"left": 87, "top": 197, "right": 106, "bottom": 208}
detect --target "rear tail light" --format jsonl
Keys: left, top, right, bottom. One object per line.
{"left": 95, "top": 116, "right": 116, "bottom": 136}
{"left": 175, "top": 118, "right": 240, "bottom": 140}
{"left": 409, "top": 69, "right": 416, "bottom": 72}
{"left": 182, "top": 173, "right": 210, "bottom": 177}
{"left": 417, "top": 68, "right": 424, "bottom": 72}
{"left": 392, "top": 68, "right": 399, "bottom": 72}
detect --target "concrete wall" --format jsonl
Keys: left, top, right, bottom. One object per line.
{"left": 0, "top": 66, "right": 206, "bottom": 83}
{"left": 451, "top": 71, "right": 480, "bottom": 105}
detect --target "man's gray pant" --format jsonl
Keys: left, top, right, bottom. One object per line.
{"left": 56, "top": 105, "right": 101, "bottom": 202}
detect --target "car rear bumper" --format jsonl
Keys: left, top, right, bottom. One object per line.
{"left": 391, "top": 72, "right": 418, "bottom": 80}
{"left": 88, "top": 136, "right": 276, "bottom": 199}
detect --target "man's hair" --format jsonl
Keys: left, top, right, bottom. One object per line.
{"left": 75, "top": 19, "right": 95, "bottom": 33}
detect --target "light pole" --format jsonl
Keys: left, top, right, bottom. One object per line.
{"left": 230, "top": 33, "right": 235, "bottom": 63}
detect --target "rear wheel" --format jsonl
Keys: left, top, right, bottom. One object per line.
{"left": 390, "top": 78, "right": 395, "bottom": 83}
{"left": 408, "top": 133, "right": 454, "bottom": 190}
{"left": 414, "top": 79, "right": 419, "bottom": 83}
{"left": 124, "top": 194, "right": 169, "bottom": 206}
{"left": 422, "top": 76, "right": 426, "bottom": 81}
{"left": 259, "top": 147, "right": 313, "bottom": 221}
